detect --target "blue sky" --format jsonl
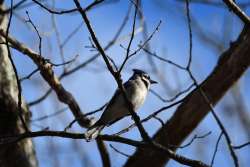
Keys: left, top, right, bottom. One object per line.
{"left": 5, "top": 0, "right": 250, "bottom": 166}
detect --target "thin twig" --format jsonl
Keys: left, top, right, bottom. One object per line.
{"left": 150, "top": 83, "right": 194, "bottom": 103}
{"left": 21, "top": 56, "right": 77, "bottom": 82}
{"left": 232, "top": 141, "right": 250, "bottom": 149}
{"left": 119, "top": 0, "right": 138, "bottom": 73}
{"left": 129, "top": 21, "right": 162, "bottom": 58}
{"left": 185, "top": 0, "right": 193, "bottom": 69}
{"left": 31, "top": 107, "right": 68, "bottom": 122}
{"left": 28, "top": 89, "right": 52, "bottom": 106}
{"left": 51, "top": 0, "right": 66, "bottom": 71}
{"left": 177, "top": 131, "right": 211, "bottom": 149}
{"left": 142, "top": 48, "right": 186, "bottom": 70}
{"left": 110, "top": 144, "right": 130, "bottom": 158}
{"left": 25, "top": 11, "right": 42, "bottom": 56}
{"left": 32, "top": 0, "right": 104, "bottom": 15}
{"left": 20, "top": 68, "right": 39, "bottom": 81}
{"left": 61, "top": 22, "right": 83, "bottom": 47}
{"left": 211, "top": 131, "right": 223, "bottom": 167}
{"left": 64, "top": 103, "right": 108, "bottom": 131}
{"left": 50, "top": 55, "right": 79, "bottom": 67}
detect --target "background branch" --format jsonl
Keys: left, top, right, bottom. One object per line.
{"left": 124, "top": 25, "right": 250, "bottom": 167}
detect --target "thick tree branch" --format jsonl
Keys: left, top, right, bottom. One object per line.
{"left": 0, "top": 29, "right": 92, "bottom": 128}
{"left": 124, "top": 25, "right": 250, "bottom": 167}
{"left": 0, "top": 130, "right": 209, "bottom": 167}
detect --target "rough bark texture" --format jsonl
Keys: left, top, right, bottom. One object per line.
{"left": 0, "top": 4, "right": 37, "bottom": 167}
{"left": 124, "top": 26, "right": 250, "bottom": 167}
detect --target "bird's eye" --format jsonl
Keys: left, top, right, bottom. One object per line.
{"left": 145, "top": 74, "right": 150, "bottom": 79}
{"left": 143, "top": 74, "right": 150, "bottom": 80}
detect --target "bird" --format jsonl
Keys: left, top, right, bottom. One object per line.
{"left": 85, "top": 69, "right": 157, "bottom": 141}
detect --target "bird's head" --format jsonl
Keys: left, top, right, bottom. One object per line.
{"left": 132, "top": 69, "right": 157, "bottom": 89}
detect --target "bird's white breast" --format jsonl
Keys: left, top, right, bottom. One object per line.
{"left": 127, "top": 78, "right": 148, "bottom": 110}
{"left": 98, "top": 77, "right": 149, "bottom": 125}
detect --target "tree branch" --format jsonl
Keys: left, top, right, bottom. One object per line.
{"left": 96, "top": 139, "right": 111, "bottom": 167}
{"left": 223, "top": 0, "right": 250, "bottom": 25}
{"left": 124, "top": 25, "right": 250, "bottom": 167}
{"left": 0, "top": 130, "right": 209, "bottom": 167}
{"left": 73, "top": 0, "right": 151, "bottom": 142}
{"left": 0, "top": 29, "right": 92, "bottom": 128}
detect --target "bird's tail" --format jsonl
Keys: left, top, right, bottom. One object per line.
{"left": 85, "top": 125, "right": 105, "bottom": 141}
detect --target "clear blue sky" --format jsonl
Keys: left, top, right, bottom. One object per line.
{"left": 5, "top": 0, "right": 250, "bottom": 166}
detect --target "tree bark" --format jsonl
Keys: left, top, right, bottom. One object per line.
{"left": 124, "top": 26, "right": 250, "bottom": 167}
{"left": 0, "top": 4, "right": 37, "bottom": 167}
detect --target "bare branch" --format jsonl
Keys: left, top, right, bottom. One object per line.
{"left": 96, "top": 139, "right": 111, "bottom": 167}
{"left": 150, "top": 83, "right": 194, "bottom": 103}
{"left": 0, "top": 29, "right": 92, "bottom": 128}
{"left": 232, "top": 141, "right": 250, "bottom": 149}
{"left": 185, "top": 0, "right": 193, "bottom": 69}
{"left": 31, "top": 107, "right": 68, "bottom": 122}
{"left": 110, "top": 144, "right": 130, "bottom": 158}
{"left": 31, "top": 0, "right": 104, "bottom": 15}
{"left": 119, "top": 0, "right": 138, "bottom": 72}
{"left": 142, "top": 48, "right": 186, "bottom": 70}
{"left": 178, "top": 131, "right": 211, "bottom": 149}
{"left": 20, "top": 68, "right": 39, "bottom": 81}
{"left": 129, "top": 21, "right": 161, "bottom": 58}
{"left": 28, "top": 4, "right": 132, "bottom": 107}
{"left": 64, "top": 103, "right": 108, "bottom": 131}
{"left": 210, "top": 131, "right": 223, "bottom": 167}
{"left": 223, "top": 0, "right": 250, "bottom": 25}
{"left": 0, "top": 130, "right": 210, "bottom": 167}
{"left": 73, "top": 0, "right": 151, "bottom": 142}
{"left": 25, "top": 11, "right": 42, "bottom": 56}
{"left": 124, "top": 24, "right": 250, "bottom": 167}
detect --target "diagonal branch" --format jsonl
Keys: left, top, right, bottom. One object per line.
{"left": 0, "top": 29, "right": 91, "bottom": 128}
{"left": 222, "top": 0, "right": 250, "bottom": 25}
{"left": 72, "top": 1, "right": 212, "bottom": 166}
{"left": 73, "top": 0, "right": 151, "bottom": 142}
{"left": 124, "top": 25, "right": 250, "bottom": 167}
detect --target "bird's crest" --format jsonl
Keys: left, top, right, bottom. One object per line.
{"left": 132, "top": 69, "right": 148, "bottom": 75}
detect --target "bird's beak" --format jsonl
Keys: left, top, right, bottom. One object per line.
{"left": 150, "top": 79, "right": 158, "bottom": 84}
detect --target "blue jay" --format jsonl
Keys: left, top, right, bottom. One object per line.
{"left": 85, "top": 69, "right": 157, "bottom": 140}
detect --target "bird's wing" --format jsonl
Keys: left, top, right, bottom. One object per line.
{"left": 95, "top": 80, "right": 134, "bottom": 126}
{"left": 105, "top": 80, "right": 133, "bottom": 110}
